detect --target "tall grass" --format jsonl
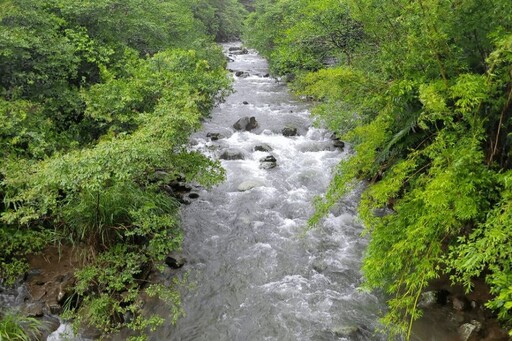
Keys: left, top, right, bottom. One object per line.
{"left": 0, "top": 311, "right": 43, "bottom": 341}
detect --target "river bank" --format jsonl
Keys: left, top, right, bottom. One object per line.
{"left": 2, "top": 43, "right": 510, "bottom": 341}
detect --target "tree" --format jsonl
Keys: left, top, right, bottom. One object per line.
{"left": 0, "top": 0, "right": 244, "bottom": 338}
{"left": 247, "top": 0, "right": 512, "bottom": 337}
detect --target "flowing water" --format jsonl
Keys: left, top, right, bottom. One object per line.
{"left": 143, "top": 43, "right": 386, "bottom": 341}
{"left": 47, "top": 43, "right": 459, "bottom": 341}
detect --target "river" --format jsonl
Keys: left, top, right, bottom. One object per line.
{"left": 48, "top": 43, "right": 461, "bottom": 341}
{"left": 141, "top": 43, "right": 386, "bottom": 341}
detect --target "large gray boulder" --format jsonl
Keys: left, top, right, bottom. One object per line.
{"left": 254, "top": 143, "right": 273, "bottom": 152}
{"left": 233, "top": 117, "right": 259, "bottom": 131}
{"left": 220, "top": 148, "right": 245, "bottom": 160}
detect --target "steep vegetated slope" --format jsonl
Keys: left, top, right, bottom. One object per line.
{"left": 0, "top": 0, "right": 245, "bottom": 339}
{"left": 245, "top": 0, "right": 512, "bottom": 338}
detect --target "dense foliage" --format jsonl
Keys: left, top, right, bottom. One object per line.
{"left": 0, "top": 0, "right": 245, "bottom": 339}
{"left": 246, "top": 0, "right": 512, "bottom": 338}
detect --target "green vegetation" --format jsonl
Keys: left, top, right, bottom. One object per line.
{"left": 245, "top": 0, "right": 512, "bottom": 338}
{"left": 0, "top": 311, "right": 44, "bottom": 341}
{"left": 0, "top": 0, "right": 246, "bottom": 339}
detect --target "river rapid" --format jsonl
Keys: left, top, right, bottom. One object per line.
{"left": 143, "top": 43, "right": 386, "bottom": 341}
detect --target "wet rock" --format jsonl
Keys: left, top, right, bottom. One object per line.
{"left": 220, "top": 148, "right": 245, "bottom": 160}
{"left": 188, "top": 192, "right": 200, "bottom": 199}
{"left": 179, "top": 198, "right": 192, "bottom": 205}
{"left": 243, "top": 101, "right": 249, "bottom": 105}
{"left": 282, "top": 127, "right": 298, "bottom": 137}
{"left": 49, "top": 303, "right": 62, "bottom": 314}
{"left": 165, "top": 253, "right": 186, "bottom": 269}
{"left": 259, "top": 155, "right": 277, "bottom": 169}
{"left": 263, "top": 73, "right": 270, "bottom": 78}
{"left": 15, "top": 284, "right": 30, "bottom": 305}
{"left": 233, "top": 116, "right": 259, "bottom": 131}
{"left": 260, "top": 155, "right": 277, "bottom": 163}
{"left": 169, "top": 180, "right": 192, "bottom": 193}
{"left": 207, "top": 132, "right": 225, "bottom": 141}
{"left": 237, "top": 180, "right": 264, "bottom": 192}
{"left": 331, "top": 133, "right": 345, "bottom": 149}
{"left": 333, "top": 139, "right": 345, "bottom": 149}
{"left": 226, "top": 56, "right": 234, "bottom": 62}
{"left": 235, "top": 71, "right": 250, "bottom": 78}
{"left": 40, "top": 315, "right": 61, "bottom": 340}
{"left": 254, "top": 144, "right": 273, "bottom": 152}
{"left": 458, "top": 321, "right": 481, "bottom": 341}
{"left": 418, "top": 291, "right": 438, "bottom": 308}
{"left": 230, "top": 48, "right": 249, "bottom": 55}
{"left": 23, "top": 302, "right": 44, "bottom": 317}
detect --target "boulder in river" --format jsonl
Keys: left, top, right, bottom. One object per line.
{"left": 235, "top": 71, "right": 250, "bottom": 78}
{"left": 237, "top": 180, "right": 264, "bottom": 192}
{"left": 331, "top": 134, "right": 345, "bottom": 149}
{"left": 233, "top": 116, "right": 259, "bottom": 131}
{"left": 207, "top": 132, "right": 225, "bottom": 141}
{"left": 282, "top": 127, "right": 298, "bottom": 137}
{"left": 254, "top": 143, "right": 273, "bottom": 152}
{"left": 259, "top": 155, "right": 277, "bottom": 169}
{"left": 220, "top": 148, "right": 245, "bottom": 160}
{"left": 229, "top": 47, "right": 249, "bottom": 55}
{"left": 165, "top": 253, "right": 186, "bottom": 269}
{"left": 188, "top": 192, "right": 200, "bottom": 199}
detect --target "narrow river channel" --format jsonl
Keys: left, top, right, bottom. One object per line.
{"left": 145, "top": 43, "right": 386, "bottom": 341}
